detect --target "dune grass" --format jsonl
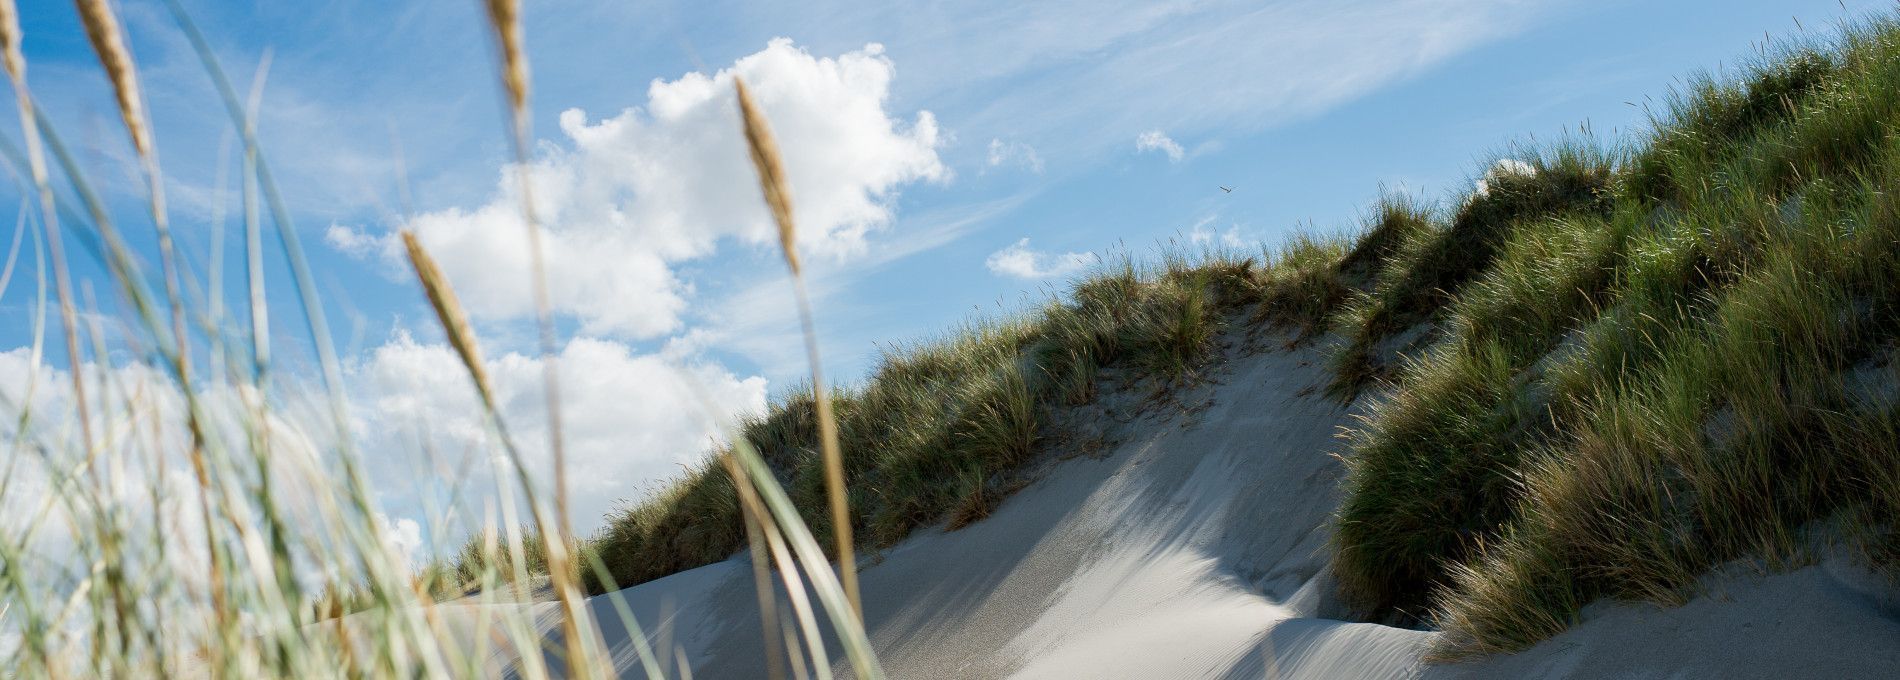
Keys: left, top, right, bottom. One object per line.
{"left": 1326, "top": 145, "right": 1616, "bottom": 399}
{"left": 11, "top": 1, "right": 1900, "bottom": 675}
{"left": 1325, "top": 15, "right": 1900, "bottom": 657}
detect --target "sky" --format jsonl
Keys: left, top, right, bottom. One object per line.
{"left": 0, "top": 0, "right": 1890, "bottom": 550}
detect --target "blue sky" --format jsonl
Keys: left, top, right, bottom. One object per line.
{"left": 1, "top": 0, "right": 1889, "bottom": 535}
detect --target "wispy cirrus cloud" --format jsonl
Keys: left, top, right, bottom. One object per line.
{"left": 728, "top": 0, "right": 1565, "bottom": 168}
{"left": 986, "top": 238, "right": 1094, "bottom": 280}
{"left": 707, "top": 195, "right": 1028, "bottom": 380}
{"left": 987, "top": 138, "right": 1045, "bottom": 173}
{"left": 1136, "top": 130, "right": 1185, "bottom": 162}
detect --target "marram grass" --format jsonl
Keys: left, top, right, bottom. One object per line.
{"left": 9, "top": 3, "right": 1900, "bottom": 677}
{"left": 1328, "top": 14, "right": 1900, "bottom": 657}
{"left": 735, "top": 74, "right": 863, "bottom": 618}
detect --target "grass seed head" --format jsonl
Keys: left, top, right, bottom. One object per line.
{"left": 483, "top": 0, "right": 530, "bottom": 119}
{"left": 401, "top": 231, "right": 493, "bottom": 403}
{"left": 735, "top": 77, "right": 801, "bottom": 276}
{"left": 0, "top": 0, "right": 24, "bottom": 82}
{"left": 73, "top": 0, "right": 151, "bottom": 159}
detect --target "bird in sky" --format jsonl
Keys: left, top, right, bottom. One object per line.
{"left": 1219, "top": 185, "right": 1234, "bottom": 193}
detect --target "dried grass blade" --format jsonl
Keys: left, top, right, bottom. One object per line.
{"left": 72, "top": 0, "right": 150, "bottom": 158}
{"left": 728, "top": 440, "right": 882, "bottom": 679}
{"left": 476, "top": 2, "right": 592, "bottom": 674}
{"left": 401, "top": 231, "right": 495, "bottom": 403}
{"left": 734, "top": 76, "right": 861, "bottom": 617}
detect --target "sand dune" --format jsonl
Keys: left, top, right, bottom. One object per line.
{"left": 485, "top": 332, "right": 1900, "bottom": 678}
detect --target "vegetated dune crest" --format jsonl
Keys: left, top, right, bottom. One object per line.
{"left": 439, "top": 327, "right": 1900, "bottom": 678}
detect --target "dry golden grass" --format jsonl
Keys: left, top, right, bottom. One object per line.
{"left": 482, "top": 0, "right": 530, "bottom": 121}
{"left": 736, "top": 77, "right": 802, "bottom": 276}
{"left": 73, "top": 0, "right": 150, "bottom": 158}
{"left": 0, "top": 0, "right": 25, "bottom": 86}
{"left": 0, "top": 1, "right": 897, "bottom": 677}
{"left": 400, "top": 231, "right": 495, "bottom": 405}
{"left": 736, "top": 74, "right": 862, "bottom": 616}
{"left": 473, "top": 1, "right": 597, "bottom": 675}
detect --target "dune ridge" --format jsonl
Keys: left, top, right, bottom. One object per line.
{"left": 455, "top": 327, "right": 1899, "bottom": 678}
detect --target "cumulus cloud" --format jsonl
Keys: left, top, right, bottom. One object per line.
{"left": 1135, "top": 130, "right": 1184, "bottom": 162}
{"left": 1472, "top": 158, "right": 1537, "bottom": 200}
{"left": 985, "top": 238, "right": 1095, "bottom": 280}
{"left": 350, "top": 333, "right": 767, "bottom": 531}
{"left": 0, "top": 349, "right": 336, "bottom": 585}
{"left": 2, "top": 326, "right": 768, "bottom": 553}
{"left": 986, "top": 138, "right": 1044, "bottom": 173}
{"left": 338, "top": 39, "right": 945, "bottom": 338}
{"left": 376, "top": 513, "right": 426, "bottom": 570}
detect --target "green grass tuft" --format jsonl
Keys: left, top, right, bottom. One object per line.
{"left": 1326, "top": 14, "right": 1900, "bottom": 657}
{"left": 1328, "top": 145, "right": 1617, "bottom": 398}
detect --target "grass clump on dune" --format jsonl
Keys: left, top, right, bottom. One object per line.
{"left": 1331, "top": 206, "right": 1630, "bottom": 618}
{"left": 1248, "top": 232, "right": 1352, "bottom": 341}
{"left": 1624, "top": 46, "right": 1837, "bottom": 205}
{"left": 1323, "top": 14, "right": 1900, "bottom": 657}
{"left": 1328, "top": 145, "right": 1616, "bottom": 398}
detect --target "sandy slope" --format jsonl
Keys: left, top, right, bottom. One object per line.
{"left": 526, "top": 332, "right": 1900, "bottom": 679}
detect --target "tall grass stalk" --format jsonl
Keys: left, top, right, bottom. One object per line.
{"left": 0, "top": 1, "right": 908, "bottom": 677}
{"left": 1, "top": 0, "right": 94, "bottom": 515}
{"left": 73, "top": 0, "right": 195, "bottom": 459}
{"left": 727, "top": 439, "right": 885, "bottom": 679}
{"left": 400, "top": 231, "right": 583, "bottom": 680}
{"left": 476, "top": 1, "right": 593, "bottom": 674}
{"left": 735, "top": 76, "right": 862, "bottom": 616}
{"left": 724, "top": 452, "right": 828, "bottom": 680}
{"left": 73, "top": 2, "right": 257, "bottom": 666}
{"left": 729, "top": 450, "right": 791, "bottom": 680}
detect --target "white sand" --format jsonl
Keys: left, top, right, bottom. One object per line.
{"left": 510, "top": 334, "right": 1900, "bottom": 678}
{"left": 1433, "top": 558, "right": 1900, "bottom": 679}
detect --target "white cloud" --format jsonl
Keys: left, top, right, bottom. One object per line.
{"left": 1136, "top": 130, "right": 1185, "bottom": 162}
{"left": 349, "top": 333, "right": 767, "bottom": 532}
{"left": 339, "top": 39, "right": 946, "bottom": 338}
{"left": 376, "top": 512, "right": 426, "bottom": 570}
{"left": 324, "top": 223, "right": 381, "bottom": 258}
{"left": 1, "top": 325, "right": 768, "bottom": 558}
{"left": 763, "top": 0, "right": 1552, "bottom": 163}
{"left": 1472, "top": 157, "right": 1538, "bottom": 200}
{"left": 985, "top": 238, "right": 1095, "bottom": 280}
{"left": 0, "top": 348, "right": 338, "bottom": 587}
{"left": 986, "top": 138, "right": 1045, "bottom": 173}
{"left": 1187, "top": 219, "right": 1252, "bottom": 249}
